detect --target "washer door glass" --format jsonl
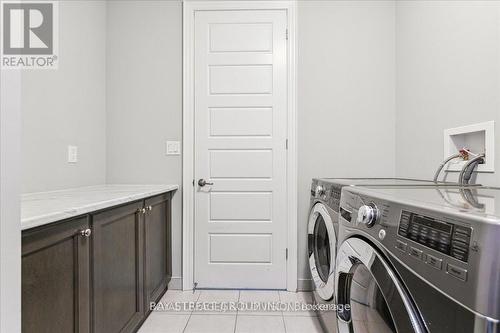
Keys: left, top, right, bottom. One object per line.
{"left": 336, "top": 238, "right": 426, "bottom": 333}
{"left": 313, "top": 215, "right": 330, "bottom": 283}
{"left": 308, "top": 203, "right": 336, "bottom": 301}
{"left": 342, "top": 264, "right": 396, "bottom": 332}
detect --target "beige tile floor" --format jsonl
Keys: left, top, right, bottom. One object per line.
{"left": 138, "top": 290, "right": 324, "bottom": 333}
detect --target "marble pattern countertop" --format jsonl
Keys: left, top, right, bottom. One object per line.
{"left": 21, "top": 184, "right": 179, "bottom": 230}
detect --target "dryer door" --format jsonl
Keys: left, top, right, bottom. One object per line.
{"left": 308, "top": 203, "right": 336, "bottom": 301}
{"left": 335, "top": 238, "right": 426, "bottom": 333}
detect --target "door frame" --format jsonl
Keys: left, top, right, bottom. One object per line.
{"left": 182, "top": 0, "right": 297, "bottom": 291}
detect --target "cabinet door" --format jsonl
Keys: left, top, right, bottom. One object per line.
{"left": 144, "top": 193, "right": 172, "bottom": 309}
{"left": 92, "top": 201, "right": 144, "bottom": 333}
{"left": 22, "top": 217, "right": 90, "bottom": 333}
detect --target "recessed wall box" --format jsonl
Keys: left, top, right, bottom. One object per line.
{"left": 443, "top": 121, "right": 494, "bottom": 172}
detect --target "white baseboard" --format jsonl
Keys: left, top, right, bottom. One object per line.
{"left": 168, "top": 276, "right": 312, "bottom": 292}
{"left": 168, "top": 276, "right": 183, "bottom": 290}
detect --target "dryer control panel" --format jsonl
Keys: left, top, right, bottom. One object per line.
{"left": 398, "top": 211, "right": 471, "bottom": 262}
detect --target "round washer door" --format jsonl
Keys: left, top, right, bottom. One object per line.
{"left": 335, "top": 238, "right": 426, "bottom": 333}
{"left": 308, "top": 203, "right": 336, "bottom": 301}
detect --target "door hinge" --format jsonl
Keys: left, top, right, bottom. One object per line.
{"left": 285, "top": 29, "right": 288, "bottom": 40}
{"left": 285, "top": 139, "right": 288, "bottom": 150}
{"left": 192, "top": 179, "right": 195, "bottom": 186}
{"left": 285, "top": 248, "right": 288, "bottom": 260}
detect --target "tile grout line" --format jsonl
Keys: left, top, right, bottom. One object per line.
{"left": 280, "top": 291, "right": 287, "bottom": 333}
{"left": 182, "top": 290, "right": 201, "bottom": 333}
{"left": 233, "top": 290, "right": 240, "bottom": 333}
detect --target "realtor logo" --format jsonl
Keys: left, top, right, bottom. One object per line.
{"left": 1, "top": 1, "right": 58, "bottom": 69}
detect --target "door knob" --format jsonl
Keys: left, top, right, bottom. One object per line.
{"left": 198, "top": 179, "right": 214, "bottom": 187}
{"left": 79, "top": 228, "right": 92, "bottom": 237}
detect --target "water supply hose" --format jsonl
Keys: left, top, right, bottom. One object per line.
{"left": 459, "top": 154, "right": 485, "bottom": 185}
{"left": 433, "top": 153, "right": 463, "bottom": 182}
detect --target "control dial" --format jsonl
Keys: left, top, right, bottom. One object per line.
{"left": 315, "top": 185, "right": 325, "bottom": 197}
{"left": 357, "top": 203, "right": 379, "bottom": 227}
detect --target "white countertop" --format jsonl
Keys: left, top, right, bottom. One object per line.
{"left": 21, "top": 184, "right": 178, "bottom": 230}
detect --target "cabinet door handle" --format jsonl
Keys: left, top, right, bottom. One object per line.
{"left": 137, "top": 208, "right": 146, "bottom": 214}
{"left": 79, "top": 228, "right": 92, "bottom": 237}
{"left": 146, "top": 205, "right": 153, "bottom": 211}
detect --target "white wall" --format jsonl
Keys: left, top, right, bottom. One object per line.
{"left": 0, "top": 70, "right": 22, "bottom": 332}
{"left": 105, "top": 0, "right": 183, "bottom": 288}
{"left": 297, "top": 0, "right": 396, "bottom": 289}
{"left": 395, "top": 1, "right": 500, "bottom": 186}
{"left": 21, "top": 1, "right": 107, "bottom": 193}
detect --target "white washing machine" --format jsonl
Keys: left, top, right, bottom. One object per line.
{"left": 307, "top": 178, "right": 468, "bottom": 333}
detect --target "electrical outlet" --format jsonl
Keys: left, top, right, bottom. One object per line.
{"left": 67, "top": 145, "right": 78, "bottom": 163}
{"left": 166, "top": 141, "right": 181, "bottom": 155}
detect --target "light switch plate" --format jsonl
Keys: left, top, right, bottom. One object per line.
{"left": 67, "top": 145, "right": 78, "bottom": 163}
{"left": 166, "top": 141, "right": 181, "bottom": 155}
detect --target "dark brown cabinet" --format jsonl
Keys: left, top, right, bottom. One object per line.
{"left": 22, "top": 217, "right": 91, "bottom": 333}
{"left": 91, "top": 201, "right": 145, "bottom": 333}
{"left": 22, "top": 191, "right": 173, "bottom": 333}
{"left": 144, "top": 193, "right": 172, "bottom": 311}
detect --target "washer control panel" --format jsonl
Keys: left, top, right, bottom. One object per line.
{"left": 398, "top": 210, "right": 471, "bottom": 263}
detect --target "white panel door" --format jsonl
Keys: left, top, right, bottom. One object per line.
{"left": 194, "top": 10, "right": 288, "bottom": 289}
